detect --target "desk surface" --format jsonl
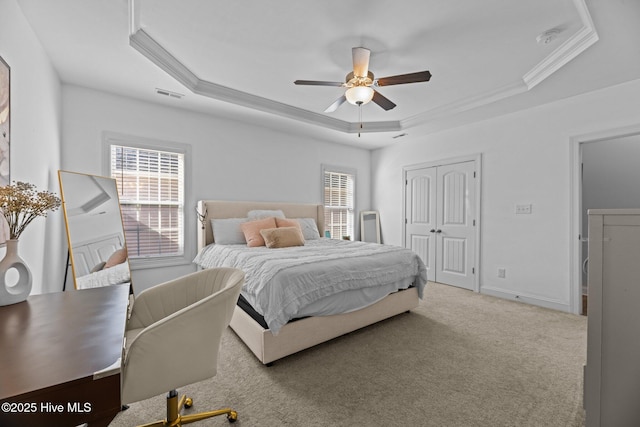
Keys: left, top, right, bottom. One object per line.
{"left": 0, "top": 284, "right": 129, "bottom": 425}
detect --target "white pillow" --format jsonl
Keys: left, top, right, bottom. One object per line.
{"left": 211, "top": 218, "right": 248, "bottom": 244}
{"left": 297, "top": 218, "right": 320, "bottom": 240}
{"left": 248, "top": 209, "right": 285, "bottom": 220}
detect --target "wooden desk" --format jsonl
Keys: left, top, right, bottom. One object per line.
{"left": 0, "top": 284, "right": 129, "bottom": 427}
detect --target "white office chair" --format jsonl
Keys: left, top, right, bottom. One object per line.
{"left": 121, "top": 268, "right": 244, "bottom": 426}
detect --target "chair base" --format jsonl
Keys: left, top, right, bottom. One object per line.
{"left": 137, "top": 390, "right": 237, "bottom": 427}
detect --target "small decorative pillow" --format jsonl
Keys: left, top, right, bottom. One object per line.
{"left": 212, "top": 218, "right": 248, "bottom": 244}
{"left": 260, "top": 227, "right": 305, "bottom": 249}
{"left": 104, "top": 248, "right": 127, "bottom": 268}
{"left": 248, "top": 209, "right": 285, "bottom": 220}
{"left": 240, "top": 217, "right": 278, "bottom": 247}
{"left": 297, "top": 218, "right": 321, "bottom": 240}
{"left": 275, "top": 217, "right": 301, "bottom": 230}
{"left": 90, "top": 261, "right": 107, "bottom": 273}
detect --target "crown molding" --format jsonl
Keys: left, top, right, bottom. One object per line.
{"left": 128, "top": 0, "right": 597, "bottom": 135}
{"left": 401, "top": 81, "right": 527, "bottom": 129}
{"left": 129, "top": 29, "right": 199, "bottom": 89}
{"left": 129, "top": 28, "right": 374, "bottom": 133}
{"left": 400, "top": 0, "right": 598, "bottom": 131}
{"left": 523, "top": 0, "right": 599, "bottom": 89}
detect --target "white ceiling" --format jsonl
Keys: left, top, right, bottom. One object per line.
{"left": 17, "top": 0, "right": 640, "bottom": 149}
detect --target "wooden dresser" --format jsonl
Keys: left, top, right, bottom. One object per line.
{"left": 585, "top": 209, "right": 640, "bottom": 427}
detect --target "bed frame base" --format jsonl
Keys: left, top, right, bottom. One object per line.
{"left": 229, "top": 287, "right": 419, "bottom": 365}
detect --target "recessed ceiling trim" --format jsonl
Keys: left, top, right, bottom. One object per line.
{"left": 130, "top": 29, "right": 199, "bottom": 89}
{"left": 347, "top": 121, "right": 402, "bottom": 134}
{"left": 401, "top": 81, "right": 527, "bottom": 129}
{"left": 129, "top": 27, "right": 378, "bottom": 134}
{"left": 523, "top": 0, "right": 598, "bottom": 89}
{"left": 193, "top": 79, "right": 351, "bottom": 132}
{"left": 128, "top": 0, "right": 598, "bottom": 136}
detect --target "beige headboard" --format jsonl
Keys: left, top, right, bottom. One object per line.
{"left": 197, "top": 200, "right": 325, "bottom": 251}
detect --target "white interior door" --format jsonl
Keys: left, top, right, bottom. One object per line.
{"left": 405, "top": 167, "right": 437, "bottom": 279}
{"left": 405, "top": 160, "right": 477, "bottom": 290}
{"left": 435, "top": 161, "right": 476, "bottom": 289}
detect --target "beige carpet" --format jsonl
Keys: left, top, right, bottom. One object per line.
{"left": 110, "top": 282, "right": 587, "bottom": 427}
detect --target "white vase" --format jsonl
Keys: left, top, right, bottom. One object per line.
{"left": 0, "top": 239, "right": 33, "bottom": 306}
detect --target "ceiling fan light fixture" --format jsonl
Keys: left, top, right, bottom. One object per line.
{"left": 345, "top": 86, "right": 374, "bottom": 106}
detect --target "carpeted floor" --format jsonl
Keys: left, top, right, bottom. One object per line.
{"left": 110, "top": 282, "right": 587, "bottom": 427}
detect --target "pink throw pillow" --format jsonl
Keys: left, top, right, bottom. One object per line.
{"left": 275, "top": 217, "right": 301, "bottom": 230}
{"left": 241, "top": 217, "right": 277, "bottom": 247}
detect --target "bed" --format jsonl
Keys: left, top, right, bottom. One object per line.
{"left": 71, "top": 233, "right": 131, "bottom": 289}
{"left": 194, "top": 200, "right": 427, "bottom": 364}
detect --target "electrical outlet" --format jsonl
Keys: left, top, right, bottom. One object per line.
{"left": 498, "top": 268, "right": 506, "bottom": 278}
{"left": 515, "top": 204, "right": 532, "bottom": 214}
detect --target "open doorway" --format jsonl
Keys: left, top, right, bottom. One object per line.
{"left": 573, "top": 128, "right": 640, "bottom": 315}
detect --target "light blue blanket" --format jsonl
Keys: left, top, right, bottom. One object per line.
{"left": 194, "top": 238, "right": 427, "bottom": 333}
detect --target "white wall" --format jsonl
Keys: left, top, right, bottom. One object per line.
{"left": 0, "top": 0, "right": 63, "bottom": 294}
{"left": 62, "top": 85, "right": 371, "bottom": 293}
{"left": 372, "top": 78, "right": 640, "bottom": 312}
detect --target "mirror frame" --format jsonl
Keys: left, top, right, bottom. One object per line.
{"left": 360, "top": 210, "right": 381, "bottom": 244}
{"left": 58, "top": 170, "right": 132, "bottom": 290}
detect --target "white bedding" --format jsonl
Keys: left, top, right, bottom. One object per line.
{"left": 193, "top": 238, "right": 427, "bottom": 333}
{"left": 75, "top": 261, "right": 131, "bottom": 289}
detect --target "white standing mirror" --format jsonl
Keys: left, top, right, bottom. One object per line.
{"left": 58, "top": 170, "right": 131, "bottom": 289}
{"left": 360, "top": 210, "right": 381, "bottom": 243}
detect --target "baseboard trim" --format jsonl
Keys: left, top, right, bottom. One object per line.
{"left": 480, "top": 286, "right": 571, "bottom": 312}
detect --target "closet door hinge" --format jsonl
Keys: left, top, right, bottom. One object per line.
{"left": 473, "top": 219, "right": 476, "bottom": 226}
{"left": 472, "top": 267, "right": 475, "bottom": 274}
{"left": 473, "top": 171, "right": 476, "bottom": 178}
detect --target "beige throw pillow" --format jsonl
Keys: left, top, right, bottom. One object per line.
{"left": 260, "top": 227, "right": 305, "bottom": 249}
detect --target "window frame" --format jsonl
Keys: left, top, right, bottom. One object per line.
{"left": 102, "top": 131, "right": 193, "bottom": 270}
{"left": 321, "top": 164, "right": 357, "bottom": 240}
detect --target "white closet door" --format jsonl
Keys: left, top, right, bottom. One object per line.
{"left": 405, "top": 167, "right": 437, "bottom": 279}
{"left": 404, "top": 160, "right": 476, "bottom": 290}
{"left": 435, "top": 161, "right": 476, "bottom": 290}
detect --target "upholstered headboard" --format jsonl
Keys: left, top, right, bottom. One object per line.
{"left": 196, "top": 200, "right": 325, "bottom": 252}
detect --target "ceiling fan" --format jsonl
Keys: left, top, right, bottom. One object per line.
{"left": 294, "top": 47, "right": 431, "bottom": 113}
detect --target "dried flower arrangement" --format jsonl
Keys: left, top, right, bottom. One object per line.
{"left": 0, "top": 181, "right": 61, "bottom": 240}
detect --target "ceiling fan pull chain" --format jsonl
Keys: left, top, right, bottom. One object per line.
{"left": 358, "top": 102, "right": 363, "bottom": 137}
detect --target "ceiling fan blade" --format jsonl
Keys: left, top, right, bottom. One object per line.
{"left": 376, "top": 71, "right": 432, "bottom": 86}
{"left": 352, "top": 47, "right": 371, "bottom": 78}
{"left": 324, "top": 95, "right": 347, "bottom": 113}
{"left": 294, "top": 80, "right": 345, "bottom": 87}
{"left": 372, "top": 90, "right": 396, "bottom": 111}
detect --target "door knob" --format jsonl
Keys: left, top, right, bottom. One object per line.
{"left": 430, "top": 229, "right": 436, "bottom": 233}
{"left": 436, "top": 229, "right": 442, "bottom": 233}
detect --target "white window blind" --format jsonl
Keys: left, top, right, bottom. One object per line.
{"left": 323, "top": 169, "right": 355, "bottom": 239}
{"left": 109, "top": 144, "right": 184, "bottom": 259}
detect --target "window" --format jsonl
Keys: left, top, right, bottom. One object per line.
{"left": 323, "top": 166, "right": 355, "bottom": 239}
{"left": 106, "top": 137, "right": 186, "bottom": 261}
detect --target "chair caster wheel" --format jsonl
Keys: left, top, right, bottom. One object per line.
{"left": 184, "top": 397, "right": 193, "bottom": 409}
{"left": 227, "top": 410, "right": 238, "bottom": 423}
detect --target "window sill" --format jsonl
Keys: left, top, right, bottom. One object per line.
{"left": 129, "top": 255, "right": 193, "bottom": 271}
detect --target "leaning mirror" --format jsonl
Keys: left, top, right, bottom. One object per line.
{"left": 58, "top": 171, "right": 131, "bottom": 289}
{"left": 360, "top": 210, "right": 381, "bottom": 243}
